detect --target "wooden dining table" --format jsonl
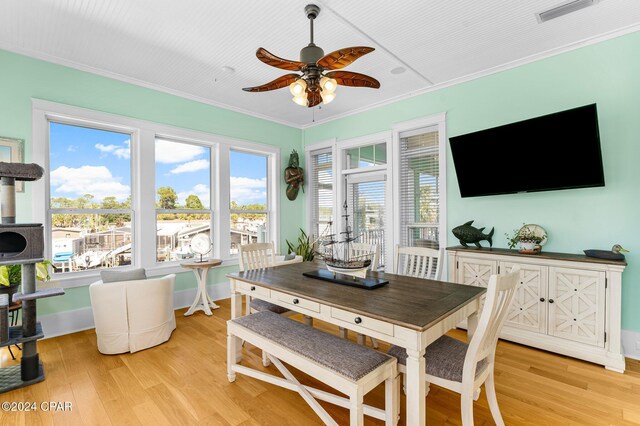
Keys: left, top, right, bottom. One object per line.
{"left": 227, "top": 261, "right": 485, "bottom": 426}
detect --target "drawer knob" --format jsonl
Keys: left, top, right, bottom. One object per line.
{"left": 250, "top": 286, "right": 256, "bottom": 291}
{"left": 549, "top": 299, "right": 554, "bottom": 304}
{"left": 293, "top": 298, "right": 299, "bottom": 304}
{"left": 354, "top": 317, "right": 362, "bottom": 324}
{"left": 540, "top": 298, "right": 545, "bottom": 302}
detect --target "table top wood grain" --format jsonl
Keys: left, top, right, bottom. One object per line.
{"left": 227, "top": 261, "right": 485, "bottom": 332}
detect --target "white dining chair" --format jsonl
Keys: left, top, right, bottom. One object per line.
{"left": 395, "top": 245, "right": 443, "bottom": 280}
{"left": 387, "top": 267, "right": 520, "bottom": 425}
{"left": 239, "top": 242, "right": 312, "bottom": 365}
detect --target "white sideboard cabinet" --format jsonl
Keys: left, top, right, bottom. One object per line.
{"left": 447, "top": 247, "right": 627, "bottom": 372}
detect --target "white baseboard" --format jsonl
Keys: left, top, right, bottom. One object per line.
{"left": 39, "top": 281, "right": 231, "bottom": 339}
{"left": 622, "top": 329, "right": 640, "bottom": 360}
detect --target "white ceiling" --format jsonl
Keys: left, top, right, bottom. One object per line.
{"left": 1, "top": 0, "right": 640, "bottom": 127}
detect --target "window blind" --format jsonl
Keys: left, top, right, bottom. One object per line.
{"left": 309, "top": 148, "right": 333, "bottom": 239}
{"left": 399, "top": 127, "right": 440, "bottom": 249}
{"left": 347, "top": 175, "right": 386, "bottom": 271}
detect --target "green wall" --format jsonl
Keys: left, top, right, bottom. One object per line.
{"left": 303, "top": 32, "right": 640, "bottom": 332}
{"left": 0, "top": 49, "right": 304, "bottom": 316}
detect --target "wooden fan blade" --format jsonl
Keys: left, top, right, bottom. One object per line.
{"left": 256, "top": 47, "right": 305, "bottom": 71}
{"left": 242, "top": 73, "right": 300, "bottom": 92}
{"left": 307, "top": 90, "right": 322, "bottom": 108}
{"left": 316, "top": 46, "right": 375, "bottom": 70}
{"left": 324, "top": 71, "right": 380, "bottom": 88}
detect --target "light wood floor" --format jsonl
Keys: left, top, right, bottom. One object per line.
{"left": 1, "top": 299, "right": 639, "bottom": 425}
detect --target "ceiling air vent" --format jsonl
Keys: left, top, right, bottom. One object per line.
{"left": 536, "top": 0, "right": 601, "bottom": 23}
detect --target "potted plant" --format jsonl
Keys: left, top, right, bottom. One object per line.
{"left": 0, "top": 261, "right": 52, "bottom": 305}
{"left": 505, "top": 224, "right": 547, "bottom": 254}
{"left": 286, "top": 229, "right": 316, "bottom": 261}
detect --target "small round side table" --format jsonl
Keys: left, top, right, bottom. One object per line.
{"left": 181, "top": 258, "right": 222, "bottom": 316}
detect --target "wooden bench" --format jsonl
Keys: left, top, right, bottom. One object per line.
{"left": 227, "top": 311, "right": 399, "bottom": 425}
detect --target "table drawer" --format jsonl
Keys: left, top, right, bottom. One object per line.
{"left": 272, "top": 290, "right": 320, "bottom": 313}
{"left": 236, "top": 281, "right": 270, "bottom": 299}
{"left": 330, "top": 308, "right": 394, "bottom": 337}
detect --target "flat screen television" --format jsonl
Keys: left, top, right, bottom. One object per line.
{"left": 449, "top": 104, "right": 605, "bottom": 198}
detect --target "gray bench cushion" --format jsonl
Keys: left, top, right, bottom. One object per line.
{"left": 231, "top": 311, "right": 392, "bottom": 381}
{"left": 250, "top": 298, "right": 290, "bottom": 315}
{"left": 387, "top": 335, "right": 487, "bottom": 383}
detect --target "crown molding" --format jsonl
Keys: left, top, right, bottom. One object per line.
{"left": 0, "top": 43, "right": 301, "bottom": 129}
{"left": 2, "top": 20, "right": 640, "bottom": 132}
{"left": 300, "top": 22, "right": 640, "bottom": 130}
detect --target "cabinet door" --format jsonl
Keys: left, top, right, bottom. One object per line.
{"left": 456, "top": 257, "right": 497, "bottom": 311}
{"left": 456, "top": 257, "right": 497, "bottom": 288}
{"left": 500, "top": 262, "right": 547, "bottom": 334}
{"left": 548, "top": 267, "right": 605, "bottom": 347}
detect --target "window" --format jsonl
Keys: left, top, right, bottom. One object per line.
{"left": 155, "top": 138, "right": 212, "bottom": 262}
{"left": 338, "top": 134, "right": 391, "bottom": 272}
{"left": 229, "top": 150, "right": 269, "bottom": 255}
{"left": 345, "top": 143, "right": 387, "bottom": 169}
{"left": 49, "top": 122, "right": 133, "bottom": 272}
{"left": 347, "top": 175, "right": 387, "bottom": 270}
{"left": 34, "top": 100, "right": 280, "bottom": 286}
{"left": 398, "top": 128, "right": 442, "bottom": 249}
{"left": 308, "top": 148, "right": 333, "bottom": 239}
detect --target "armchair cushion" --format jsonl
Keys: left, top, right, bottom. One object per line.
{"left": 100, "top": 268, "right": 147, "bottom": 283}
{"left": 90, "top": 274, "right": 176, "bottom": 354}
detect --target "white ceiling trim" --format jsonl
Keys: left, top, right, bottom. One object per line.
{"left": 301, "top": 22, "right": 640, "bottom": 130}
{"left": 0, "top": 42, "right": 302, "bottom": 129}
{"left": 3, "top": 19, "right": 640, "bottom": 132}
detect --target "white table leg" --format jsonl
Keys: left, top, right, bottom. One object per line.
{"left": 230, "top": 281, "right": 243, "bottom": 362}
{"left": 405, "top": 347, "right": 426, "bottom": 426}
{"left": 201, "top": 268, "right": 221, "bottom": 309}
{"left": 184, "top": 267, "right": 214, "bottom": 316}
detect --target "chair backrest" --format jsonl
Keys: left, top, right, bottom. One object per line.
{"left": 394, "top": 245, "right": 443, "bottom": 280}
{"left": 350, "top": 242, "right": 380, "bottom": 270}
{"left": 238, "top": 242, "right": 275, "bottom": 272}
{"left": 463, "top": 267, "right": 520, "bottom": 381}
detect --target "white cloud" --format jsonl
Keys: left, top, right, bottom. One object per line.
{"left": 169, "top": 159, "right": 209, "bottom": 175}
{"left": 67, "top": 145, "right": 77, "bottom": 152}
{"left": 50, "top": 165, "right": 130, "bottom": 201}
{"left": 95, "top": 140, "right": 130, "bottom": 159}
{"left": 155, "top": 139, "right": 205, "bottom": 164}
{"left": 177, "top": 183, "right": 210, "bottom": 208}
{"left": 230, "top": 177, "right": 267, "bottom": 204}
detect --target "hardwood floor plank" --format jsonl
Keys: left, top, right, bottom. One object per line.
{"left": 1, "top": 299, "right": 638, "bottom": 425}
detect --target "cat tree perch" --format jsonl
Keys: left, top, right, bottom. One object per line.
{"left": 0, "top": 161, "right": 64, "bottom": 393}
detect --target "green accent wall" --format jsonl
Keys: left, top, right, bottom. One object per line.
{"left": 303, "top": 32, "right": 640, "bottom": 332}
{"left": 0, "top": 49, "right": 303, "bottom": 316}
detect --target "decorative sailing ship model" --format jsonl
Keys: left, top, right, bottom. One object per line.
{"left": 315, "top": 201, "right": 373, "bottom": 279}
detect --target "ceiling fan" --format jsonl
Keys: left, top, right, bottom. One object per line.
{"left": 242, "top": 4, "right": 380, "bottom": 108}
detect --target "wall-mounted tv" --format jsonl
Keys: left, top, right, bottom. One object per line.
{"left": 449, "top": 104, "right": 605, "bottom": 198}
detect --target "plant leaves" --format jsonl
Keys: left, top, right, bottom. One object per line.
{"left": 0, "top": 266, "right": 9, "bottom": 286}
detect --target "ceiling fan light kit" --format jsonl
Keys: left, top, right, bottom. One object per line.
{"left": 242, "top": 4, "right": 380, "bottom": 108}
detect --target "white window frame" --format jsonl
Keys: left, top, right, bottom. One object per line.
{"left": 337, "top": 132, "right": 393, "bottom": 271}
{"left": 391, "top": 112, "right": 447, "bottom": 274}
{"left": 305, "top": 138, "right": 336, "bottom": 236}
{"left": 32, "top": 99, "right": 280, "bottom": 288}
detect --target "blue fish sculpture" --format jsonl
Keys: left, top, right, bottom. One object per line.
{"left": 452, "top": 220, "right": 494, "bottom": 248}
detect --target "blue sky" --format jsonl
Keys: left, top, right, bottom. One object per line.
{"left": 49, "top": 123, "right": 267, "bottom": 207}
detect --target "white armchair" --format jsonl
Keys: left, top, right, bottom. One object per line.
{"left": 89, "top": 274, "right": 176, "bottom": 354}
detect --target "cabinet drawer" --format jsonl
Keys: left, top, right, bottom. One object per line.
{"left": 330, "top": 308, "right": 394, "bottom": 337}
{"left": 272, "top": 290, "right": 320, "bottom": 313}
{"left": 236, "top": 281, "right": 270, "bottom": 299}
